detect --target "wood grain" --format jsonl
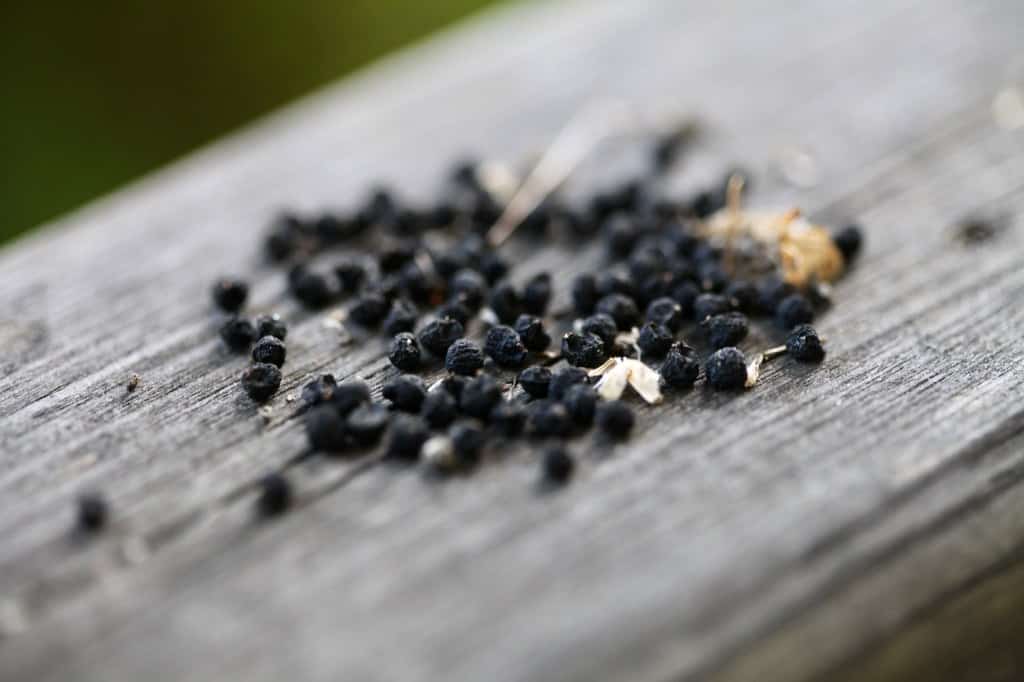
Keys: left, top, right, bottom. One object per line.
{"left": 2, "top": 0, "right": 1024, "bottom": 680}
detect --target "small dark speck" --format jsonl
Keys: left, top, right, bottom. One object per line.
{"left": 127, "top": 373, "right": 140, "bottom": 393}
{"left": 954, "top": 216, "right": 1008, "bottom": 246}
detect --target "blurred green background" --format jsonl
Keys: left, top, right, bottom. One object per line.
{"left": 0, "top": 1, "right": 498, "bottom": 245}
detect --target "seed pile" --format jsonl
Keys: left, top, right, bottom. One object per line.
{"left": 79, "top": 130, "right": 862, "bottom": 526}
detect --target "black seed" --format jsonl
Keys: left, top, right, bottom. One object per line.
{"left": 705, "top": 347, "right": 748, "bottom": 390}
{"left": 562, "top": 332, "right": 607, "bottom": 368}
{"left": 383, "top": 299, "right": 418, "bottom": 337}
{"left": 388, "top": 332, "right": 421, "bottom": 372}
{"left": 571, "top": 274, "right": 599, "bottom": 316}
{"left": 484, "top": 325, "right": 529, "bottom": 368}
{"left": 398, "top": 263, "right": 435, "bottom": 304}
{"left": 479, "top": 252, "right": 510, "bottom": 284}
{"left": 349, "top": 292, "right": 390, "bottom": 327}
{"left": 306, "top": 404, "right": 348, "bottom": 452}
{"left": 489, "top": 402, "right": 526, "bottom": 437}
{"left": 445, "top": 339, "right": 485, "bottom": 376}
{"left": 636, "top": 322, "right": 674, "bottom": 358}
{"left": 698, "top": 262, "right": 729, "bottom": 292}
{"left": 241, "top": 363, "right": 282, "bottom": 402}
{"left": 690, "top": 190, "right": 721, "bottom": 219}
{"left": 331, "top": 380, "right": 371, "bottom": 416}
{"left": 724, "top": 280, "right": 758, "bottom": 314}
{"left": 595, "top": 293, "right": 640, "bottom": 330}
{"left": 212, "top": 278, "right": 248, "bottom": 313}
{"left": 346, "top": 404, "right": 389, "bottom": 446}
{"left": 833, "top": 224, "right": 863, "bottom": 263}
{"left": 459, "top": 375, "right": 503, "bottom": 420}
{"left": 514, "top": 314, "right": 551, "bottom": 352}
{"left": 671, "top": 280, "right": 700, "bottom": 317}
{"left": 254, "top": 313, "right": 287, "bottom": 341}
{"left": 77, "top": 493, "right": 108, "bottom": 532}
{"left": 290, "top": 269, "right": 334, "bottom": 309}
{"left": 518, "top": 365, "right": 552, "bottom": 399}
{"left": 693, "top": 292, "right": 732, "bottom": 322}
{"left": 265, "top": 213, "right": 303, "bottom": 262}
{"left": 522, "top": 273, "right": 552, "bottom": 316}
{"left": 252, "top": 336, "right": 287, "bottom": 367}
{"left": 776, "top": 293, "right": 815, "bottom": 329}
{"left": 438, "top": 375, "right": 467, "bottom": 401}
{"left": 604, "top": 214, "right": 639, "bottom": 260}
{"left": 256, "top": 474, "right": 292, "bottom": 517}
{"left": 450, "top": 268, "right": 487, "bottom": 311}
{"left": 757, "top": 276, "right": 795, "bottom": 315}
{"left": 301, "top": 374, "right": 337, "bottom": 407}
{"left": 786, "top": 324, "right": 826, "bottom": 363}
{"left": 436, "top": 299, "right": 472, "bottom": 326}
{"left": 701, "top": 312, "right": 749, "bottom": 349}
{"left": 526, "top": 400, "right": 573, "bottom": 438}
{"left": 314, "top": 213, "right": 348, "bottom": 244}
{"left": 378, "top": 241, "right": 417, "bottom": 273}
{"left": 386, "top": 415, "right": 429, "bottom": 461}
{"left": 561, "top": 383, "right": 597, "bottom": 427}
{"left": 646, "top": 297, "right": 684, "bottom": 332}
{"left": 418, "top": 317, "right": 465, "bottom": 357}
{"left": 549, "top": 367, "right": 588, "bottom": 400}
{"left": 541, "top": 446, "right": 575, "bottom": 485}
{"left": 596, "top": 271, "right": 637, "bottom": 299}
{"left": 422, "top": 390, "right": 458, "bottom": 429}
{"left": 334, "top": 259, "right": 366, "bottom": 294}
{"left": 450, "top": 423, "right": 485, "bottom": 468}
{"left": 595, "top": 400, "right": 635, "bottom": 439}
{"left": 382, "top": 375, "right": 427, "bottom": 413}
{"left": 581, "top": 313, "right": 618, "bottom": 349}
{"left": 488, "top": 281, "right": 522, "bottom": 325}
{"left": 219, "top": 316, "right": 256, "bottom": 352}
{"left": 660, "top": 343, "right": 700, "bottom": 389}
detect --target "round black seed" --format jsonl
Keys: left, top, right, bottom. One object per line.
{"left": 479, "top": 252, "right": 509, "bottom": 284}
{"left": 305, "top": 404, "right": 348, "bottom": 452}
{"left": 526, "top": 400, "right": 573, "bottom": 438}
{"left": 596, "top": 271, "right": 636, "bottom": 299}
{"left": 219, "top": 316, "right": 256, "bottom": 352}
{"left": 518, "top": 365, "right": 552, "bottom": 399}
{"left": 436, "top": 299, "right": 472, "bottom": 327}
{"left": 349, "top": 292, "right": 390, "bottom": 327}
{"left": 581, "top": 313, "right": 618, "bottom": 349}
{"left": 646, "top": 297, "right": 684, "bottom": 332}
{"left": 254, "top": 313, "right": 287, "bottom": 341}
{"left": 484, "top": 325, "right": 529, "bottom": 368}
{"left": 833, "top": 224, "right": 863, "bottom": 263}
{"left": 757, "top": 276, "right": 795, "bottom": 315}
{"left": 660, "top": 343, "right": 700, "bottom": 389}
{"left": 636, "top": 322, "right": 674, "bottom": 358}
{"left": 346, "top": 404, "right": 390, "bottom": 446}
{"left": 541, "top": 447, "right": 574, "bottom": 485}
{"left": 698, "top": 262, "right": 729, "bottom": 292}
{"left": 604, "top": 214, "right": 639, "bottom": 260}
{"left": 301, "top": 374, "right": 337, "bottom": 407}
{"left": 561, "top": 332, "right": 607, "bottom": 368}
{"left": 489, "top": 402, "right": 526, "bottom": 438}
{"left": 595, "top": 400, "right": 635, "bottom": 439}
{"left": 724, "top": 280, "right": 759, "bottom": 314}
{"left": 690, "top": 190, "right": 721, "bottom": 219}
{"left": 488, "top": 281, "right": 522, "bottom": 325}
{"left": 514, "top": 314, "right": 551, "bottom": 352}
{"left": 256, "top": 473, "right": 292, "bottom": 517}
{"left": 290, "top": 269, "right": 334, "bottom": 309}
{"left": 388, "top": 332, "right": 422, "bottom": 372}
{"left": 671, "top": 280, "right": 700, "bottom": 317}
{"left": 383, "top": 299, "right": 418, "bottom": 337}
{"left": 378, "top": 241, "right": 417, "bottom": 273}
{"left": 418, "top": 317, "right": 465, "bottom": 357}
{"left": 595, "top": 293, "right": 640, "bottom": 330}
{"left": 422, "top": 390, "right": 458, "bottom": 429}
{"left": 522, "top": 273, "right": 552, "bottom": 316}
{"left": 571, "top": 274, "right": 599, "bottom": 316}
{"left": 386, "top": 415, "right": 429, "bottom": 461}
{"left": 549, "top": 367, "right": 588, "bottom": 400}
{"left": 450, "top": 268, "right": 487, "bottom": 311}
{"left": 334, "top": 259, "right": 366, "bottom": 294}
{"left": 445, "top": 339, "right": 485, "bottom": 376}
{"left": 776, "top": 293, "right": 815, "bottom": 329}
{"left": 786, "top": 324, "right": 826, "bottom": 363}
{"left": 693, "top": 293, "right": 732, "bottom": 322}
{"left": 241, "top": 363, "right": 282, "bottom": 402}
{"left": 331, "top": 380, "right": 371, "bottom": 416}
{"left": 77, "top": 493, "right": 108, "bottom": 532}
{"left": 701, "top": 312, "right": 749, "bottom": 349}
{"left": 450, "top": 423, "right": 485, "bottom": 468}
{"left": 252, "top": 336, "right": 287, "bottom": 367}
{"left": 265, "top": 213, "right": 302, "bottom": 262}
{"left": 561, "top": 383, "right": 597, "bottom": 428}
{"left": 212, "top": 278, "right": 248, "bottom": 313}
{"left": 705, "top": 347, "right": 748, "bottom": 390}
{"left": 459, "top": 375, "right": 503, "bottom": 420}
{"left": 382, "top": 375, "right": 427, "bottom": 413}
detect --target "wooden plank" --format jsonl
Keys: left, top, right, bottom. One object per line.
{"left": 1, "top": 0, "right": 1023, "bottom": 679}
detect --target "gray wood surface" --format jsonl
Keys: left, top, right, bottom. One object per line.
{"left": 2, "top": 0, "right": 1024, "bottom": 679}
